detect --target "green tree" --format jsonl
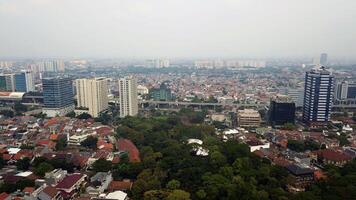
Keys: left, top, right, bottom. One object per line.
{"left": 65, "top": 111, "right": 76, "bottom": 118}
{"left": 35, "top": 162, "right": 54, "bottom": 177}
{"left": 166, "top": 190, "right": 191, "bottom": 200}
{"left": 283, "top": 123, "right": 296, "bottom": 130}
{"left": 56, "top": 138, "right": 67, "bottom": 151}
{"left": 14, "top": 102, "right": 27, "bottom": 113}
{"left": 77, "top": 112, "right": 92, "bottom": 119}
{"left": 166, "top": 180, "right": 181, "bottom": 190}
{"left": 0, "top": 157, "right": 5, "bottom": 169}
{"left": 92, "top": 158, "right": 112, "bottom": 172}
{"left": 80, "top": 136, "right": 98, "bottom": 149}
{"left": 16, "top": 157, "right": 31, "bottom": 171}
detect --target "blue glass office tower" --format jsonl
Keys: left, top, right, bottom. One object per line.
{"left": 14, "top": 71, "right": 34, "bottom": 92}
{"left": 42, "top": 77, "right": 74, "bottom": 117}
{"left": 15, "top": 73, "right": 26, "bottom": 92}
{"left": 303, "top": 67, "right": 334, "bottom": 126}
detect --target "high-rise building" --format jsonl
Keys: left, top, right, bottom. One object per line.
{"left": 269, "top": 95, "right": 295, "bottom": 126}
{"left": 146, "top": 59, "right": 170, "bottom": 68}
{"left": 75, "top": 78, "right": 109, "bottom": 117}
{"left": 335, "top": 81, "right": 356, "bottom": 100}
{"left": 0, "top": 75, "right": 7, "bottom": 91}
{"left": 287, "top": 88, "right": 304, "bottom": 107}
{"left": 320, "top": 53, "right": 328, "bottom": 66}
{"left": 303, "top": 67, "right": 334, "bottom": 125}
{"left": 4, "top": 74, "right": 16, "bottom": 92}
{"left": 15, "top": 70, "right": 34, "bottom": 92}
{"left": 42, "top": 77, "right": 74, "bottom": 117}
{"left": 118, "top": 77, "right": 138, "bottom": 118}
{"left": 54, "top": 60, "right": 65, "bottom": 72}
{"left": 150, "top": 83, "right": 173, "bottom": 101}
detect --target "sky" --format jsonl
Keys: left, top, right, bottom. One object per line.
{"left": 0, "top": 0, "right": 355, "bottom": 59}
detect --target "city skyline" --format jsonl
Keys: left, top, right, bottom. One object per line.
{"left": 0, "top": 0, "right": 356, "bottom": 59}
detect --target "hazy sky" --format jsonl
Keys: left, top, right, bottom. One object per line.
{"left": 0, "top": 0, "right": 355, "bottom": 59}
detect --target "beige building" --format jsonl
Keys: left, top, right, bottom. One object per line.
{"left": 237, "top": 109, "right": 261, "bottom": 128}
{"left": 75, "top": 77, "right": 109, "bottom": 117}
{"left": 118, "top": 77, "right": 138, "bottom": 118}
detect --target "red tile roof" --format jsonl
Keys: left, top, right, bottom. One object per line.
{"left": 13, "top": 150, "right": 33, "bottom": 161}
{"left": 2, "top": 154, "right": 13, "bottom": 161}
{"left": 56, "top": 174, "right": 85, "bottom": 190}
{"left": 317, "top": 149, "right": 352, "bottom": 162}
{"left": 0, "top": 192, "right": 9, "bottom": 200}
{"left": 117, "top": 139, "right": 140, "bottom": 162}
{"left": 108, "top": 180, "right": 133, "bottom": 192}
{"left": 23, "top": 187, "right": 35, "bottom": 193}
{"left": 112, "top": 156, "right": 120, "bottom": 164}
{"left": 96, "top": 127, "right": 113, "bottom": 136}
{"left": 42, "top": 186, "right": 59, "bottom": 198}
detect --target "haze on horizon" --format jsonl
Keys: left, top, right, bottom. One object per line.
{"left": 0, "top": 0, "right": 355, "bottom": 59}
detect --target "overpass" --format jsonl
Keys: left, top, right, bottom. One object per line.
{"left": 138, "top": 100, "right": 267, "bottom": 110}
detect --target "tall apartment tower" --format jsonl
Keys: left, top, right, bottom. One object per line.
{"left": 75, "top": 78, "right": 109, "bottom": 117}
{"left": 118, "top": 77, "right": 138, "bottom": 118}
{"left": 320, "top": 53, "right": 328, "bottom": 66}
{"left": 302, "top": 67, "right": 334, "bottom": 125}
{"left": 42, "top": 77, "right": 74, "bottom": 117}
{"left": 15, "top": 70, "right": 35, "bottom": 92}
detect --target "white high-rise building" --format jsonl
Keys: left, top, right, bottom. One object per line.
{"left": 75, "top": 78, "right": 109, "bottom": 117}
{"left": 54, "top": 60, "right": 65, "bottom": 72}
{"left": 118, "top": 77, "right": 138, "bottom": 118}
{"left": 4, "top": 74, "right": 16, "bottom": 92}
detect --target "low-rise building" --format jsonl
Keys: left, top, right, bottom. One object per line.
{"left": 286, "top": 163, "right": 314, "bottom": 192}
{"left": 237, "top": 109, "right": 261, "bottom": 128}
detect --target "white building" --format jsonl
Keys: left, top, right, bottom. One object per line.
{"left": 118, "top": 77, "right": 138, "bottom": 118}
{"left": 137, "top": 85, "right": 149, "bottom": 95}
{"left": 75, "top": 77, "right": 109, "bottom": 117}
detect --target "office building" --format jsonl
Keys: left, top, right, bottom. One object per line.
{"left": 334, "top": 81, "right": 356, "bottom": 107}
{"left": 237, "top": 109, "right": 261, "bottom": 128}
{"left": 302, "top": 67, "right": 334, "bottom": 125}
{"left": 75, "top": 78, "right": 109, "bottom": 117}
{"left": 336, "top": 81, "right": 356, "bottom": 99}
{"left": 146, "top": 59, "right": 170, "bottom": 68}
{"left": 42, "top": 77, "right": 74, "bottom": 117}
{"left": 0, "top": 75, "right": 6, "bottom": 91}
{"left": 320, "top": 53, "right": 328, "bottom": 66}
{"left": 54, "top": 60, "right": 65, "bottom": 72}
{"left": 150, "top": 83, "right": 173, "bottom": 101}
{"left": 269, "top": 95, "right": 295, "bottom": 126}
{"left": 5, "top": 74, "right": 16, "bottom": 92}
{"left": 118, "top": 77, "right": 138, "bottom": 117}
{"left": 15, "top": 71, "right": 34, "bottom": 92}
{"left": 287, "top": 88, "right": 304, "bottom": 107}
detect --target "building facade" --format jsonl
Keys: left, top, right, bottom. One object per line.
{"left": 302, "top": 67, "right": 334, "bottom": 125}
{"left": 150, "top": 83, "right": 173, "bottom": 101}
{"left": 237, "top": 109, "right": 261, "bottom": 128}
{"left": 118, "top": 77, "right": 138, "bottom": 118}
{"left": 269, "top": 95, "right": 295, "bottom": 126}
{"left": 75, "top": 78, "right": 109, "bottom": 117}
{"left": 42, "top": 77, "right": 74, "bottom": 117}
{"left": 334, "top": 81, "right": 356, "bottom": 107}
{"left": 15, "top": 71, "right": 34, "bottom": 92}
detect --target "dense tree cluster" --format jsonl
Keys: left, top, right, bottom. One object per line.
{"left": 114, "top": 111, "right": 293, "bottom": 200}
{"left": 287, "top": 139, "right": 321, "bottom": 152}
{"left": 80, "top": 136, "right": 98, "bottom": 149}
{"left": 114, "top": 110, "right": 356, "bottom": 200}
